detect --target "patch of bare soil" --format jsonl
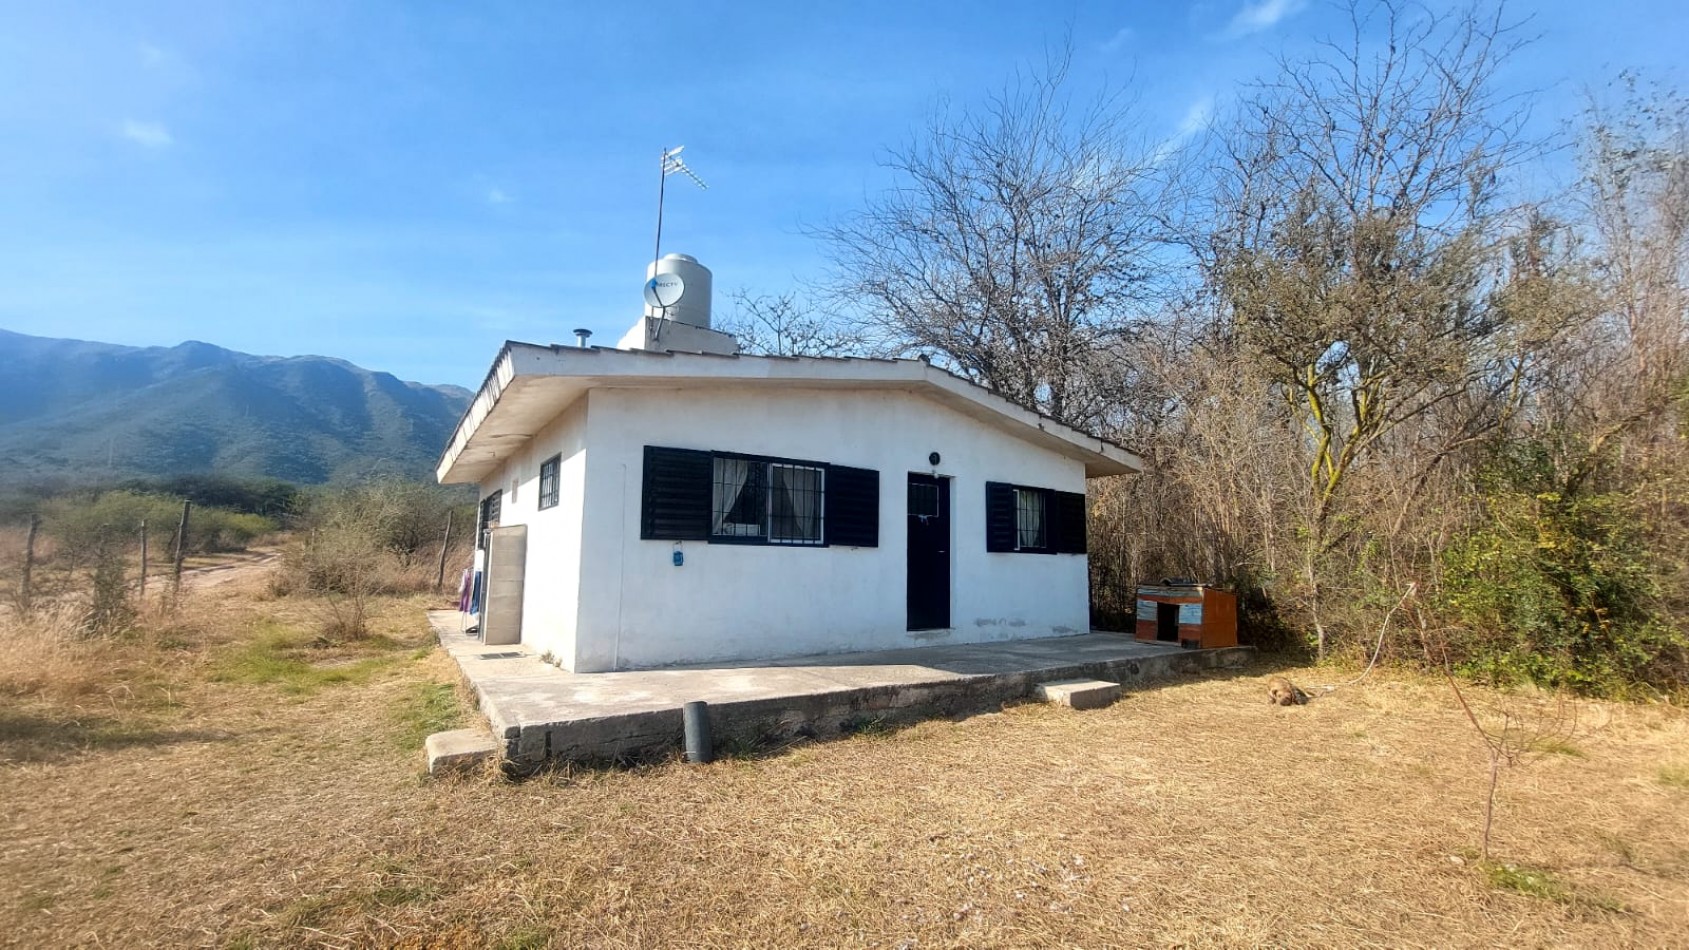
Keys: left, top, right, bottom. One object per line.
{"left": 1, "top": 584, "right": 1686, "bottom": 948}
{"left": 153, "top": 549, "right": 284, "bottom": 593}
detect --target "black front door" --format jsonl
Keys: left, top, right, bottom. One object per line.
{"left": 906, "top": 473, "right": 950, "bottom": 631}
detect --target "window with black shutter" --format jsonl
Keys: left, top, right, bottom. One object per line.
{"left": 985, "top": 481, "right": 1087, "bottom": 554}
{"left": 1015, "top": 487, "right": 1047, "bottom": 550}
{"left": 477, "top": 489, "right": 503, "bottom": 550}
{"left": 538, "top": 455, "right": 561, "bottom": 510}
{"left": 826, "top": 465, "right": 879, "bottom": 547}
{"left": 640, "top": 445, "right": 878, "bottom": 548}
{"left": 1050, "top": 490, "right": 1088, "bottom": 554}
{"left": 640, "top": 446, "right": 712, "bottom": 540}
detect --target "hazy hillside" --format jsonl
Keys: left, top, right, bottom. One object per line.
{"left": 0, "top": 329, "right": 472, "bottom": 485}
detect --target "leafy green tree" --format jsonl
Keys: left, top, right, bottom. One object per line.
{"left": 1199, "top": 1, "right": 1539, "bottom": 656}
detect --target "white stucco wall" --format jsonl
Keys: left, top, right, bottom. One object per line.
{"left": 565, "top": 386, "right": 1091, "bottom": 671}
{"left": 479, "top": 399, "right": 588, "bottom": 663}
{"left": 613, "top": 316, "right": 738, "bottom": 355}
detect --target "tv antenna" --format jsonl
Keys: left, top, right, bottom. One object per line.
{"left": 653, "top": 145, "right": 707, "bottom": 273}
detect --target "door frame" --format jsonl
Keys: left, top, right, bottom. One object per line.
{"left": 905, "top": 473, "right": 951, "bottom": 631}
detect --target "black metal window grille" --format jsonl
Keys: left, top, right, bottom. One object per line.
{"left": 1014, "top": 487, "right": 1046, "bottom": 551}
{"left": 538, "top": 455, "right": 561, "bottom": 510}
{"left": 712, "top": 457, "right": 767, "bottom": 539}
{"left": 908, "top": 480, "right": 939, "bottom": 518}
{"left": 769, "top": 463, "right": 824, "bottom": 544}
{"left": 710, "top": 456, "right": 825, "bottom": 545}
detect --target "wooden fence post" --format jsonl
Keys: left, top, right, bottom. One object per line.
{"left": 139, "top": 519, "right": 149, "bottom": 599}
{"left": 19, "top": 513, "right": 38, "bottom": 613}
{"left": 171, "top": 501, "right": 192, "bottom": 597}
{"left": 434, "top": 510, "right": 454, "bottom": 593}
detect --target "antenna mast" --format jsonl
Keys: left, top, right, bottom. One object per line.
{"left": 653, "top": 145, "right": 708, "bottom": 273}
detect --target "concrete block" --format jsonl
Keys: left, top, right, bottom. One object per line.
{"left": 425, "top": 729, "right": 498, "bottom": 776}
{"left": 1034, "top": 678, "right": 1121, "bottom": 710}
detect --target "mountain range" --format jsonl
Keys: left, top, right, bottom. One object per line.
{"left": 0, "top": 328, "right": 473, "bottom": 485}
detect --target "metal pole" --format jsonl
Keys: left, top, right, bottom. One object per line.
{"left": 653, "top": 148, "right": 668, "bottom": 275}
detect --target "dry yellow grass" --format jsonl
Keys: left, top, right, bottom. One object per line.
{"left": 1, "top": 572, "right": 1686, "bottom": 948}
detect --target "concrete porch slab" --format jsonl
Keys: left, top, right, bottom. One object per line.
{"left": 427, "top": 611, "right": 1252, "bottom": 766}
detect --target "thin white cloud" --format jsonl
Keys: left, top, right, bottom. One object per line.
{"left": 1223, "top": 0, "right": 1308, "bottom": 38}
{"left": 120, "top": 119, "right": 173, "bottom": 148}
{"left": 486, "top": 188, "right": 512, "bottom": 205}
{"left": 139, "top": 43, "right": 167, "bottom": 67}
{"left": 1099, "top": 27, "right": 1134, "bottom": 53}
{"left": 1174, "top": 97, "right": 1214, "bottom": 138}
{"left": 1152, "top": 96, "right": 1215, "bottom": 164}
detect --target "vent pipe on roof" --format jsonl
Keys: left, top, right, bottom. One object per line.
{"left": 573, "top": 328, "right": 592, "bottom": 348}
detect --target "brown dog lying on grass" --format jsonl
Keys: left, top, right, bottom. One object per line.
{"left": 1265, "top": 675, "right": 1309, "bottom": 706}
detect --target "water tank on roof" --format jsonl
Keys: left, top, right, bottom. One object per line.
{"left": 643, "top": 253, "right": 713, "bottom": 329}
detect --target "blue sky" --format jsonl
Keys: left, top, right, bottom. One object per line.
{"left": 1, "top": 0, "right": 1683, "bottom": 389}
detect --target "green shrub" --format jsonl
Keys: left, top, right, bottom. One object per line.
{"left": 1440, "top": 440, "right": 1688, "bottom": 695}
{"left": 41, "top": 490, "right": 277, "bottom": 560}
{"left": 86, "top": 535, "right": 136, "bottom": 637}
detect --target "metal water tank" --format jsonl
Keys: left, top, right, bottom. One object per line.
{"left": 643, "top": 253, "right": 713, "bottom": 328}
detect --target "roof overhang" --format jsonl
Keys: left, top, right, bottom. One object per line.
{"left": 436, "top": 343, "right": 1142, "bottom": 484}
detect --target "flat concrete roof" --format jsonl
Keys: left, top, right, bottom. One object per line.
{"left": 436, "top": 343, "right": 1142, "bottom": 484}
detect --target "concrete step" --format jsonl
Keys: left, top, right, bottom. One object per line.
{"left": 1034, "top": 678, "right": 1122, "bottom": 710}
{"left": 425, "top": 728, "right": 499, "bottom": 776}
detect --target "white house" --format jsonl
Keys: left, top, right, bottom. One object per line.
{"left": 436, "top": 255, "right": 1140, "bottom": 672}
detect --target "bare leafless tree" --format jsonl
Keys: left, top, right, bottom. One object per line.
{"left": 720, "top": 290, "right": 866, "bottom": 357}
{"left": 819, "top": 51, "right": 1169, "bottom": 429}
{"left": 1419, "top": 611, "right": 1577, "bottom": 861}
{"left": 1576, "top": 75, "right": 1689, "bottom": 444}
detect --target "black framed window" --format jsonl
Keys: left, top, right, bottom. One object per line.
{"left": 1014, "top": 487, "right": 1047, "bottom": 551}
{"left": 643, "top": 445, "right": 876, "bottom": 548}
{"left": 986, "top": 482, "right": 1086, "bottom": 555}
{"left": 538, "top": 455, "right": 561, "bottom": 510}
{"left": 769, "top": 463, "right": 824, "bottom": 544}
{"left": 711, "top": 456, "right": 824, "bottom": 545}
{"left": 477, "top": 489, "right": 503, "bottom": 550}
{"left": 712, "top": 457, "right": 767, "bottom": 539}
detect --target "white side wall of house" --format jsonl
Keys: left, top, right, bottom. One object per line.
{"left": 478, "top": 399, "right": 588, "bottom": 663}
{"left": 570, "top": 386, "right": 1090, "bottom": 671}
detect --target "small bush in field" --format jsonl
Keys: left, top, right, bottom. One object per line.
{"left": 86, "top": 536, "right": 136, "bottom": 637}
{"left": 276, "top": 480, "right": 470, "bottom": 640}
{"left": 275, "top": 480, "right": 474, "bottom": 628}
{"left": 194, "top": 510, "right": 278, "bottom": 552}
{"left": 290, "top": 526, "right": 379, "bottom": 640}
